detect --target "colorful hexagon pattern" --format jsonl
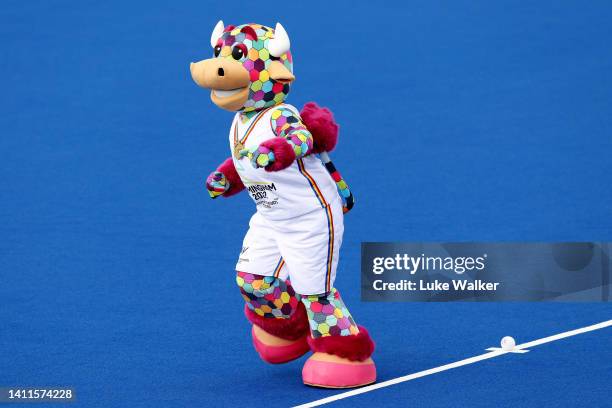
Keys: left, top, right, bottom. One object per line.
{"left": 215, "top": 23, "right": 293, "bottom": 112}
{"left": 270, "top": 107, "right": 313, "bottom": 157}
{"left": 302, "top": 288, "right": 359, "bottom": 338}
{"left": 237, "top": 272, "right": 299, "bottom": 318}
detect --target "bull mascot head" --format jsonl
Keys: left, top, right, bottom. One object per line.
{"left": 190, "top": 21, "right": 295, "bottom": 112}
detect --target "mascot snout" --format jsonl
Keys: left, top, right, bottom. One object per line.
{"left": 190, "top": 58, "right": 250, "bottom": 111}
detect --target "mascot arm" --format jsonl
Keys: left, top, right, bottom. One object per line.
{"left": 239, "top": 107, "right": 313, "bottom": 172}
{"left": 205, "top": 157, "right": 245, "bottom": 198}
{"left": 239, "top": 103, "right": 339, "bottom": 172}
{"left": 270, "top": 107, "right": 314, "bottom": 160}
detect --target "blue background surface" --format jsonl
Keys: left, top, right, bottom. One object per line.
{"left": 1, "top": 1, "right": 610, "bottom": 406}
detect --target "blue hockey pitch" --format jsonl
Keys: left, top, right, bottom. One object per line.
{"left": 1, "top": 1, "right": 610, "bottom": 406}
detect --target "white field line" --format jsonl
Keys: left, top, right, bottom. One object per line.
{"left": 293, "top": 319, "right": 612, "bottom": 408}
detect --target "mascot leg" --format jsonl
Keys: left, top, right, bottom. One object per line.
{"left": 301, "top": 288, "right": 376, "bottom": 388}
{"left": 272, "top": 198, "right": 376, "bottom": 387}
{"left": 237, "top": 271, "right": 310, "bottom": 364}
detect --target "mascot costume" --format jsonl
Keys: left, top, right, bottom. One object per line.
{"left": 190, "top": 21, "right": 376, "bottom": 388}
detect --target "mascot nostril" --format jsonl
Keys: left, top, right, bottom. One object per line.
{"left": 192, "top": 20, "right": 375, "bottom": 389}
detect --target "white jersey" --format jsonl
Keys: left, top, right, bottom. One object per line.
{"left": 229, "top": 103, "right": 339, "bottom": 221}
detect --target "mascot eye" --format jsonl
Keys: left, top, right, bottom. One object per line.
{"left": 213, "top": 45, "right": 222, "bottom": 57}
{"left": 231, "top": 46, "right": 244, "bottom": 60}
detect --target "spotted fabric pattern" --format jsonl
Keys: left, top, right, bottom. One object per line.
{"left": 301, "top": 288, "right": 359, "bottom": 338}
{"left": 236, "top": 272, "right": 300, "bottom": 318}
{"left": 215, "top": 24, "right": 293, "bottom": 112}
{"left": 270, "top": 107, "right": 313, "bottom": 158}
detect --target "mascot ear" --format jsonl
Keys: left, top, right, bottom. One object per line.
{"left": 268, "top": 60, "right": 295, "bottom": 83}
{"left": 210, "top": 20, "right": 225, "bottom": 47}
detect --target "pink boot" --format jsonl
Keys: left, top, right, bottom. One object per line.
{"left": 302, "top": 326, "right": 376, "bottom": 388}
{"left": 245, "top": 304, "right": 310, "bottom": 364}
{"left": 251, "top": 326, "right": 309, "bottom": 364}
